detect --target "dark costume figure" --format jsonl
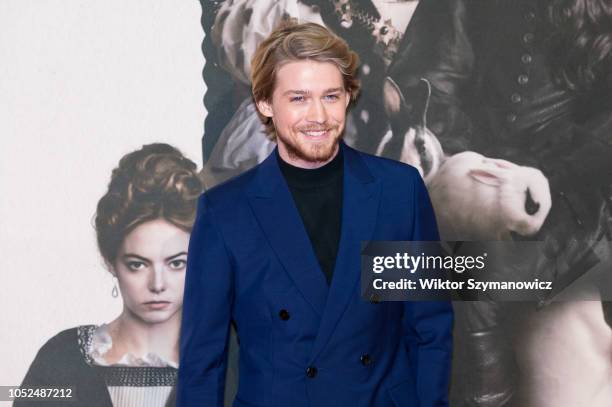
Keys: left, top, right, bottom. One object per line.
{"left": 386, "top": 0, "right": 612, "bottom": 406}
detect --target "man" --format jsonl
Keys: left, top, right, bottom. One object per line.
{"left": 178, "top": 21, "right": 453, "bottom": 407}
{"left": 200, "top": 0, "right": 420, "bottom": 187}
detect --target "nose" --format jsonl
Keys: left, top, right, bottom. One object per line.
{"left": 306, "top": 98, "right": 328, "bottom": 124}
{"left": 524, "top": 187, "right": 540, "bottom": 215}
{"left": 148, "top": 266, "right": 167, "bottom": 293}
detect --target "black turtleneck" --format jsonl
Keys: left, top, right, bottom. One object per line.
{"left": 277, "top": 148, "right": 344, "bottom": 285}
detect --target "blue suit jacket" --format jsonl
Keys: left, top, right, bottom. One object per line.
{"left": 178, "top": 143, "right": 453, "bottom": 407}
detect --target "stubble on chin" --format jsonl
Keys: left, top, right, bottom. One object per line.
{"left": 287, "top": 142, "right": 335, "bottom": 163}
{"left": 285, "top": 128, "right": 342, "bottom": 164}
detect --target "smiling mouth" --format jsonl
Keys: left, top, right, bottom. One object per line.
{"left": 300, "top": 129, "right": 329, "bottom": 138}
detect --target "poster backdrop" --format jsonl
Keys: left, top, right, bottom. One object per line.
{"left": 2, "top": 0, "right": 611, "bottom": 406}
{"left": 1, "top": 1, "right": 204, "bottom": 405}
{"left": 201, "top": 1, "right": 612, "bottom": 407}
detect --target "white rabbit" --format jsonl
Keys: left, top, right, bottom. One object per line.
{"left": 377, "top": 77, "right": 445, "bottom": 183}
{"left": 427, "top": 151, "right": 552, "bottom": 241}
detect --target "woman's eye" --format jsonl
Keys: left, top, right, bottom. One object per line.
{"left": 169, "top": 259, "right": 187, "bottom": 270}
{"left": 127, "top": 261, "right": 146, "bottom": 271}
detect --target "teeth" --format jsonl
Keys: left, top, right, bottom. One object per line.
{"left": 302, "top": 130, "right": 327, "bottom": 137}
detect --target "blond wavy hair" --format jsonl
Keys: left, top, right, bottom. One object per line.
{"left": 251, "top": 20, "right": 361, "bottom": 141}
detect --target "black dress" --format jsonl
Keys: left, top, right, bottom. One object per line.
{"left": 15, "top": 326, "right": 177, "bottom": 407}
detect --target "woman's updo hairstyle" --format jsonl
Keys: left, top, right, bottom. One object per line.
{"left": 95, "top": 143, "right": 203, "bottom": 266}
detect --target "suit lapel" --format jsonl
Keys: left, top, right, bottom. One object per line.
{"left": 247, "top": 150, "right": 328, "bottom": 317}
{"left": 309, "top": 144, "right": 381, "bottom": 362}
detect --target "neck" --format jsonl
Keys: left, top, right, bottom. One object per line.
{"left": 106, "top": 308, "right": 181, "bottom": 364}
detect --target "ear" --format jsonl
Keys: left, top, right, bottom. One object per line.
{"left": 383, "top": 76, "right": 405, "bottom": 116}
{"left": 413, "top": 78, "right": 432, "bottom": 128}
{"left": 468, "top": 167, "right": 505, "bottom": 186}
{"left": 256, "top": 99, "right": 273, "bottom": 118}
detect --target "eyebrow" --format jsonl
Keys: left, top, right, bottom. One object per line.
{"left": 122, "top": 251, "right": 187, "bottom": 262}
{"left": 282, "top": 87, "right": 344, "bottom": 96}
{"left": 122, "top": 253, "right": 149, "bottom": 262}
{"left": 165, "top": 252, "right": 188, "bottom": 261}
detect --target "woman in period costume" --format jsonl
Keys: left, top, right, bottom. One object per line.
{"left": 16, "top": 143, "right": 204, "bottom": 407}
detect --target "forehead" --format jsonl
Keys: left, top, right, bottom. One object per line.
{"left": 273, "top": 60, "right": 344, "bottom": 94}
{"left": 120, "top": 219, "right": 189, "bottom": 257}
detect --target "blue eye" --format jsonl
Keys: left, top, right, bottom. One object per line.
{"left": 290, "top": 96, "right": 305, "bottom": 102}
{"left": 325, "top": 94, "right": 340, "bottom": 101}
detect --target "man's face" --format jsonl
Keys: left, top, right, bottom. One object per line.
{"left": 257, "top": 60, "right": 351, "bottom": 168}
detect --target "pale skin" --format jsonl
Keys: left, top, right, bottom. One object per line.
{"left": 104, "top": 218, "right": 190, "bottom": 365}
{"left": 256, "top": 60, "right": 351, "bottom": 169}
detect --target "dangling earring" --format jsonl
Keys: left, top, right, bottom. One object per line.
{"left": 111, "top": 275, "right": 119, "bottom": 298}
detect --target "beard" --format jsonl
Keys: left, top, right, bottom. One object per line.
{"left": 280, "top": 124, "right": 343, "bottom": 164}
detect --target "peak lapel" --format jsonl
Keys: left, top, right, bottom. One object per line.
{"left": 309, "top": 144, "right": 381, "bottom": 362}
{"left": 247, "top": 151, "right": 328, "bottom": 317}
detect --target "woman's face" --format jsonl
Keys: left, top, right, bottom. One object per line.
{"left": 113, "top": 218, "right": 189, "bottom": 325}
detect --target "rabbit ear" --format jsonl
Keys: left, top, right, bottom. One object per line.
{"left": 384, "top": 77, "right": 412, "bottom": 136}
{"left": 383, "top": 76, "right": 407, "bottom": 116}
{"left": 384, "top": 76, "right": 432, "bottom": 130}
{"left": 417, "top": 78, "right": 432, "bottom": 129}
{"left": 468, "top": 166, "right": 506, "bottom": 186}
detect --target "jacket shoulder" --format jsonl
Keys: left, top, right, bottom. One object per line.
{"left": 199, "top": 163, "right": 260, "bottom": 212}
{"left": 356, "top": 149, "right": 421, "bottom": 180}
{"left": 352, "top": 149, "right": 426, "bottom": 208}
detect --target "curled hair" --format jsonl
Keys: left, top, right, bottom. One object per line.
{"left": 250, "top": 19, "right": 361, "bottom": 140}
{"left": 547, "top": 0, "right": 612, "bottom": 91}
{"left": 95, "top": 143, "right": 204, "bottom": 266}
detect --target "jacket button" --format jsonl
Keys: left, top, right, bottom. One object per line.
{"left": 511, "top": 93, "right": 522, "bottom": 104}
{"left": 518, "top": 74, "right": 529, "bottom": 85}
{"left": 279, "top": 309, "right": 290, "bottom": 321}
{"left": 522, "top": 33, "right": 535, "bottom": 44}
{"left": 360, "top": 354, "right": 373, "bottom": 366}
{"left": 521, "top": 53, "right": 532, "bottom": 64}
{"left": 506, "top": 113, "right": 517, "bottom": 123}
{"left": 306, "top": 366, "right": 318, "bottom": 378}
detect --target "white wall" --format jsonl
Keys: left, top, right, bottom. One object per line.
{"left": 0, "top": 0, "right": 205, "bottom": 391}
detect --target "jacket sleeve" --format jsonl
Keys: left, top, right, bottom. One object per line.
{"left": 388, "top": 0, "right": 476, "bottom": 154}
{"left": 177, "top": 193, "right": 234, "bottom": 407}
{"left": 403, "top": 174, "right": 453, "bottom": 407}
